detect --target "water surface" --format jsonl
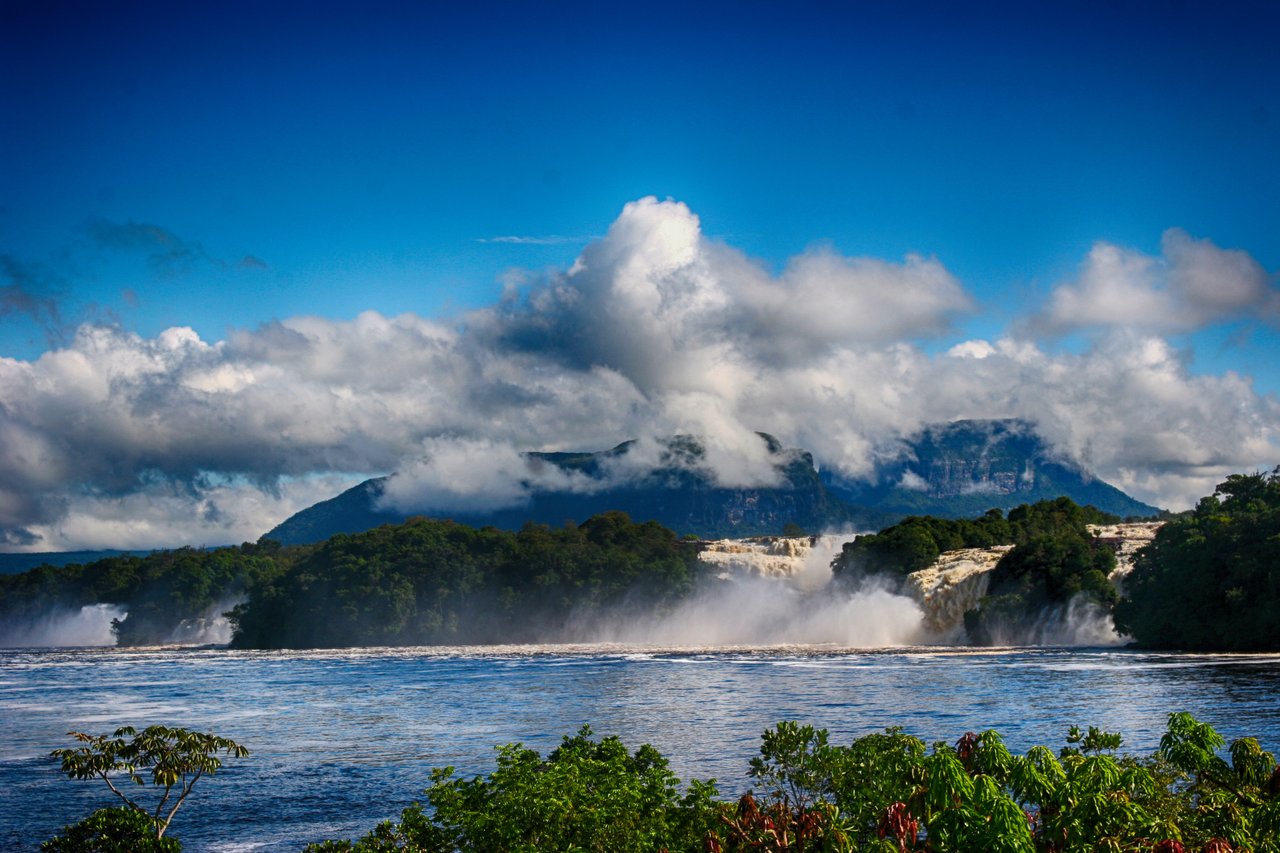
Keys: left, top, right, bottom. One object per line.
{"left": 3, "top": 644, "right": 1278, "bottom": 851}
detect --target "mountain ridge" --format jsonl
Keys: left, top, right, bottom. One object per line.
{"left": 263, "top": 420, "right": 1161, "bottom": 546}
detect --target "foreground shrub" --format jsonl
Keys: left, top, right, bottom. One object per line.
{"left": 46, "top": 725, "right": 247, "bottom": 848}
{"left": 41, "top": 807, "right": 181, "bottom": 852}
{"left": 311, "top": 713, "right": 1280, "bottom": 852}
{"left": 307, "top": 726, "right": 718, "bottom": 852}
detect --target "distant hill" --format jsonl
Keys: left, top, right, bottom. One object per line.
{"left": 0, "top": 549, "right": 151, "bottom": 575}
{"left": 263, "top": 421, "right": 1161, "bottom": 546}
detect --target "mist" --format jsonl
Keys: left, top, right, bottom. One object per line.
{"left": 0, "top": 603, "right": 126, "bottom": 647}
{"left": 574, "top": 534, "right": 1129, "bottom": 649}
{"left": 575, "top": 535, "right": 931, "bottom": 647}
{"left": 162, "top": 597, "right": 241, "bottom": 645}
{"left": 976, "top": 595, "right": 1127, "bottom": 648}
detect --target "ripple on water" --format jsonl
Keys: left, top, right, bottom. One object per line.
{"left": 3, "top": 644, "right": 1279, "bottom": 852}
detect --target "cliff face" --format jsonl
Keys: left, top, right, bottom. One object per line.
{"left": 825, "top": 419, "right": 1160, "bottom": 520}
{"left": 1092, "top": 521, "right": 1163, "bottom": 584}
{"left": 902, "top": 547, "right": 1011, "bottom": 635}
{"left": 263, "top": 421, "right": 1162, "bottom": 546}
{"left": 899, "top": 522, "right": 1164, "bottom": 636}
{"left": 265, "top": 434, "right": 852, "bottom": 546}
{"left": 696, "top": 534, "right": 852, "bottom": 587}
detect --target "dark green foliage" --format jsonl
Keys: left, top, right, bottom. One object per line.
{"left": 834, "top": 495, "right": 1122, "bottom": 643}
{"left": 0, "top": 550, "right": 146, "bottom": 576}
{"left": 111, "top": 544, "right": 285, "bottom": 644}
{"left": 49, "top": 725, "right": 247, "bottom": 843}
{"left": 965, "top": 528, "right": 1117, "bottom": 644}
{"left": 230, "top": 512, "right": 701, "bottom": 648}
{"left": 307, "top": 726, "right": 718, "bottom": 853}
{"left": 310, "top": 713, "right": 1280, "bottom": 852}
{"left": 832, "top": 497, "right": 1117, "bottom": 581}
{"left": 41, "top": 807, "right": 182, "bottom": 852}
{"left": 1115, "top": 469, "right": 1280, "bottom": 651}
{"left": 831, "top": 509, "right": 1008, "bottom": 580}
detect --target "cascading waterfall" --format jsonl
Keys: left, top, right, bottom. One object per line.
{"left": 0, "top": 603, "right": 126, "bottom": 647}
{"left": 901, "top": 547, "right": 1011, "bottom": 636}
{"left": 648, "top": 522, "right": 1163, "bottom": 648}
{"left": 591, "top": 534, "right": 930, "bottom": 646}
{"left": 163, "top": 597, "right": 242, "bottom": 645}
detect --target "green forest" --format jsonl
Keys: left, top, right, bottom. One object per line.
{"left": 1115, "top": 470, "right": 1280, "bottom": 651}
{"left": 2, "top": 471, "right": 1277, "bottom": 651}
{"left": 230, "top": 512, "right": 699, "bottom": 647}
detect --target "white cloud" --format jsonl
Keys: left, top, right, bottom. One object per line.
{"left": 15, "top": 475, "right": 356, "bottom": 552}
{"left": 378, "top": 437, "right": 605, "bottom": 515}
{"left": 1037, "top": 229, "right": 1277, "bottom": 333}
{"left": 1, "top": 199, "right": 1277, "bottom": 549}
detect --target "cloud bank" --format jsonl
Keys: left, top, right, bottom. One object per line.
{"left": 2, "top": 198, "right": 1277, "bottom": 550}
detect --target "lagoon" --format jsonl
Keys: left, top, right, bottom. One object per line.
{"left": 3, "top": 644, "right": 1279, "bottom": 851}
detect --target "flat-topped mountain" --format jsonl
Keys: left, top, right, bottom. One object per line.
{"left": 265, "top": 433, "right": 852, "bottom": 545}
{"left": 262, "top": 420, "right": 1159, "bottom": 546}
{"left": 824, "top": 419, "right": 1159, "bottom": 520}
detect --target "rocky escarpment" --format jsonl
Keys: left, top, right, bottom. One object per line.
{"left": 1092, "top": 521, "right": 1163, "bottom": 584}
{"left": 902, "top": 546, "right": 1013, "bottom": 635}
{"left": 696, "top": 535, "right": 852, "bottom": 586}
{"left": 264, "top": 421, "right": 1161, "bottom": 546}
{"left": 266, "top": 434, "right": 855, "bottom": 545}
{"left": 901, "top": 522, "right": 1164, "bottom": 635}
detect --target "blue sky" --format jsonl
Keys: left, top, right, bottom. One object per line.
{"left": 2, "top": 0, "right": 1278, "bottom": 550}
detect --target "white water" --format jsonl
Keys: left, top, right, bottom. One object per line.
{"left": 586, "top": 534, "right": 931, "bottom": 646}
{"left": 0, "top": 603, "right": 126, "bottom": 647}
{"left": 1, "top": 529, "right": 1147, "bottom": 651}
{"left": 6, "top": 645, "right": 1280, "bottom": 852}
{"left": 683, "top": 532, "right": 1133, "bottom": 648}
{"left": 163, "top": 598, "right": 240, "bottom": 645}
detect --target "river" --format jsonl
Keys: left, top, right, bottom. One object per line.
{"left": 3, "top": 644, "right": 1279, "bottom": 851}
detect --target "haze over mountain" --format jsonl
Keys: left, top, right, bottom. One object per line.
{"left": 266, "top": 420, "right": 1159, "bottom": 545}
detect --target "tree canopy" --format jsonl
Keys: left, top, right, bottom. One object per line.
{"left": 307, "top": 714, "right": 1280, "bottom": 852}
{"left": 831, "top": 497, "right": 1117, "bottom": 580}
{"left": 1115, "top": 469, "right": 1280, "bottom": 651}
{"left": 48, "top": 725, "right": 247, "bottom": 842}
{"left": 229, "top": 512, "right": 702, "bottom": 648}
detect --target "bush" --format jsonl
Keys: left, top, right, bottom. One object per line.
{"left": 308, "top": 726, "right": 718, "bottom": 852}
{"left": 311, "top": 714, "right": 1280, "bottom": 853}
{"left": 41, "top": 807, "right": 181, "bottom": 852}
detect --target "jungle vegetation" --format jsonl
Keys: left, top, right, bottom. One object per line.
{"left": 228, "top": 511, "right": 700, "bottom": 648}
{"left": 309, "top": 714, "right": 1280, "bottom": 852}
{"left": 44, "top": 725, "right": 247, "bottom": 851}
{"left": 831, "top": 497, "right": 1122, "bottom": 642}
{"left": 1114, "top": 468, "right": 1280, "bottom": 651}
{"left": 3, "top": 473, "right": 1277, "bottom": 651}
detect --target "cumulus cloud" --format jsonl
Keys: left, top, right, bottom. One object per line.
{"left": 1, "top": 198, "right": 1277, "bottom": 550}
{"left": 14, "top": 475, "right": 355, "bottom": 552}
{"left": 1036, "top": 228, "right": 1278, "bottom": 333}
{"left": 380, "top": 437, "right": 606, "bottom": 514}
